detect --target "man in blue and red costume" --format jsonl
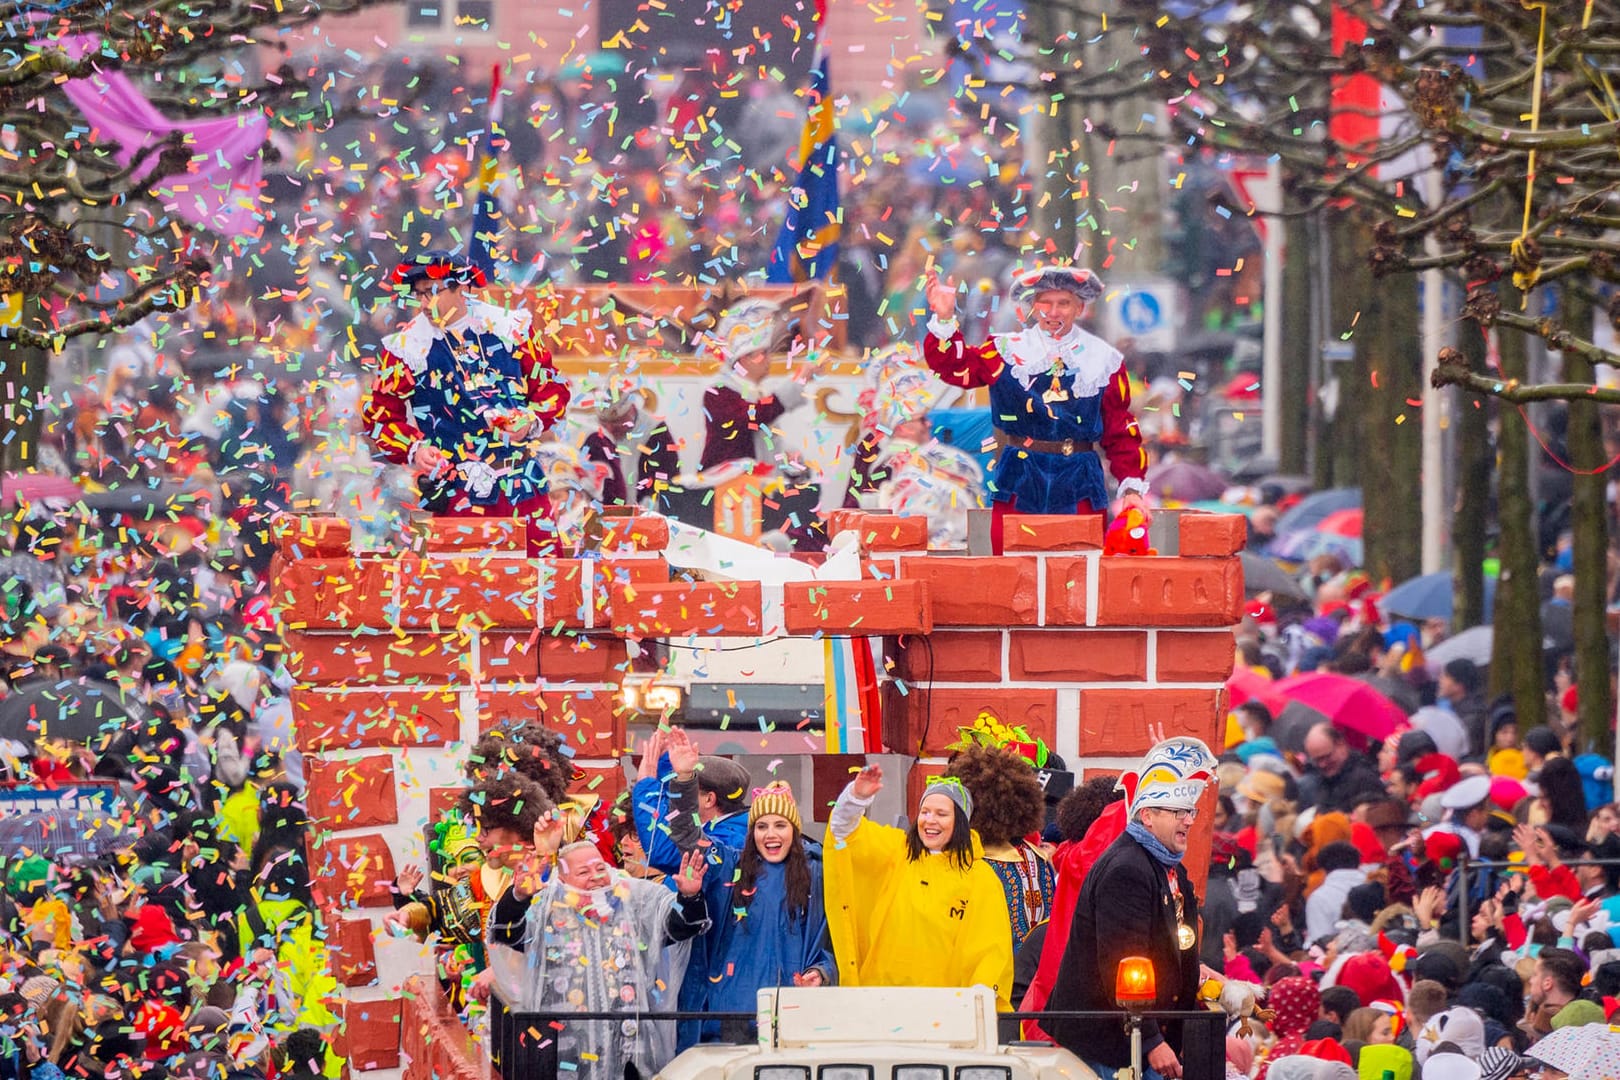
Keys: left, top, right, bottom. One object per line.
{"left": 363, "top": 251, "right": 571, "bottom": 553}
{"left": 923, "top": 265, "right": 1151, "bottom": 551}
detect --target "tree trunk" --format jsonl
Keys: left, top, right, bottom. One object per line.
{"left": 1359, "top": 234, "right": 1424, "bottom": 586}
{"left": 1490, "top": 313, "right": 1547, "bottom": 714}
{"left": 1561, "top": 292, "right": 1613, "bottom": 754}
{"left": 1279, "top": 210, "right": 1313, "bottom": 476}
{"left": 1, "top": 298, "right": 49, "bottom": 474}
{"left": 1452, "top": 319, "right": 1491, "bottom": 630}
{"left": 1324, "top": 210, "right": 1365, "bottom": 492}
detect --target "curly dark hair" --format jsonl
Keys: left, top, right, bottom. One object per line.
{"left": 1055, "top": 775, "right": 1123, "bottom": 844}
{"left": 464, "top": 720, "right": 572, "bottom": 804}
{"left": 458, "top": 772, "right": 555, "bottom": 839}
{"left": 944, "top": 745, "right": 1045, "bottom": 848}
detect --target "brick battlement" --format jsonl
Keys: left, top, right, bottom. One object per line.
{"left": 271, "top": 508, "right": 1246, "bottom": 1077}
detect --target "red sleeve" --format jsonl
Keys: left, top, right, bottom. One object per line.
{"left": 518, "top": 337, "right": 570, "bottom": 428}
{"left": 922, "top": 327, "right": 1004, "bottom": 389}
{"left": 362, "top": 354, "right": 422, "bottom": 466}
{"left": 1530, "top": 863, "right": 1582, "bottom": 902}
{"left": 1100, "top": 366, "right": 1147, "bottom": 484}
{"left": 1503, "top": 911, "right": 1528, "bottom": 950}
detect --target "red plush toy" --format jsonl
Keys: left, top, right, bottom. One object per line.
{"left": 1104, "top": 507, "right": 1156, "bottom": 555}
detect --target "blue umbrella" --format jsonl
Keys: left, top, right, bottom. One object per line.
{"left": 1379, "top": 571, "right": 1497, "bottom": 621}
{"left": 1268, "top": 530, "right": 1364, "bottom": 566}
{"left": 1274, "top": 487, "right": 1360, "bottom": 535}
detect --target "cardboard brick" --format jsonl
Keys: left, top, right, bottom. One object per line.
{"left": 285, "top": 631, "right": 469, "bottom": 685}
{"left": 1179, "top": 513, "right": 1248, "bottom": 558}
{"left": 394, "top": 557, "right": 539, "bottom": 629}
{"left": 328, "top": 915, "right": 379, "bottom": 988}
{"left": 273, "top": 514, "right": 351, "bottom": 558}
{"left": 570, "top": 762, "right": 627, "bottom": 800}
{"left": 544, "top": 559, "right": 590, "bottom": 628}
{"left": 827, "top": 509, "right": 929, "bottom": 551}
{"left": 1008, "top": 630, "right": 1146, "bottom": 682}
{"left": 1096, "top": 557, "right": 1243, "bottom": 627}
{"left": 276, "top": 558, "right": 394, "bottom": 631}
{"left": 336, "top": 996, "right": 403, "bottom": 1071}
{"left": 542, "top": 690, "right": 624, "bottom": 758}
{"left": 479, "top": 631, "right": 624, "bottom": 684}
{"left": 294, "top": 688, "right": 460, "bottom": 752}
{"left": 1156, "top": 630, "right": 1237, "bottom": 682}
{"left": 476, "top": 689, "right": 623, "bottom": 758}
{"left": 417, "top": 517, "right": 526, "bottom": 553}
{"left": 306, "top": 754, "right": 399, "bottom": 830}
{"left": 897, "top": 556, "right": 1039, "bottom": 627}
{"left": 609, "top": 581, "right": 763, "bottom": 637}
{"left": 887, "top": 686, "right": 1057, "bottom": 756}
{"left": 427, "top": 786, "right": 465, "bottom": 824}
{"left": 1002, "top": 514, "right": 1106, "bottom": 552}
{"left": 1078, "top": 688, "right": 1223, "bottom": 755}
{"left": 310, "top": 832, "right": 397, "bottom": 910}
{"left": 1043, "top": 556, "right": 1091, "bottom": 626}
{"left": 783, "top": 580, "right": 931, "bottom": 636}
{"left": 898, "top": 630, "right": 1004, "bottom": 683}
{"left": 598, "top": 514, "right": 671, "bottom": 553}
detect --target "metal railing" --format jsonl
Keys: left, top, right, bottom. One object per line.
{"left": 491, "top": 1005, "right": 1229, "bottom": 1080}
{"left": 1454, "top": 855, "right": 1620, "bottom": 947}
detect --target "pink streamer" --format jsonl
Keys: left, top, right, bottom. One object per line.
{"left": 56, "top": 33, "right": 267, "bottom": 236}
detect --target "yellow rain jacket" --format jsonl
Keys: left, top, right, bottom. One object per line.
{"left": 824, "top": 816, "right": 1015, "bottom": 1010}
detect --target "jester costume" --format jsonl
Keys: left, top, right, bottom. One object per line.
{"left": 363, "top": 252, "right": 570, "bottom": 550}
{"left": 391, "top": 815, "right": 508, "bottom": 1010}
{"left": 922, "top": 267, "right": 1147, "bottom": 517}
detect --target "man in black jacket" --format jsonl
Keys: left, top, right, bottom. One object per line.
{"left": 1046, "top": 737, "right": 1220, "bottom": 1080}
{"left": 1297, "top": 722, "right": 1386, "bottom": 812}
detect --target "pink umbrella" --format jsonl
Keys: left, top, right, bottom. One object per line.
{"left": 1227, "top": 668, "right": 1283, "bottom": 715}
{"left": 1316, "top": 508, "right": 1363, "bottom": 537}
{"left": 1272, "top": 671, "right": 1408, "bottom": 750}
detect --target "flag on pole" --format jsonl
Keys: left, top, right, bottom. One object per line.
{"left": 468, "top": 64, "right": 505, "bottom": 279}
{"left": 766, "top": 51, "right": 841, "bottom": 283}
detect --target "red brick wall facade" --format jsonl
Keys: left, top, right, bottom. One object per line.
{"left": 273, "top": 506, "right": 1243, "bottom": 1074}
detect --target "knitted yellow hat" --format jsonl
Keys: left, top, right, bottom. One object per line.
{"left": 747, "top": 783, "right": 802, "bottom": 833}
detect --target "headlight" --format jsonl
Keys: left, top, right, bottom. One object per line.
{"left": 957, "top": 1069, "right": 1012, "bottom": 1080}
{"left": 619, "top": 683, "right": 641, "bottom": 711}
{"left": 896, "top": 1068, "right": 948, "bottom": 1080}
{"left": 818, "top": 1069, "right": 873, "bottom": 1080}
{"left": 642, "top": 684, "right": 683, "bottom": 714}
{"left": 755, "top": 1069, "right": 810, "bottom": 1080}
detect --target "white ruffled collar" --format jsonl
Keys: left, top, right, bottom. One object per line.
{"left": 992, "top": 325, "right": 1123, "bottom": 397}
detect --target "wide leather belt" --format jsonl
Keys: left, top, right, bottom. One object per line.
{"left": 993, "top": 430, "right": 1096, "bottom": 456}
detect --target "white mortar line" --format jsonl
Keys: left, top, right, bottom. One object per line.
{"left": 1036, "top": 555, "right": 1048, "bottom": 626}
{"left": 1145, "top": 629, "right": 1158, "bottom": 682}
{"left": 1055, "top": 688, "right": 1081, "bottom": 760}
{"left": 1084, "top": 550, "right": 1100, "bottom": 627}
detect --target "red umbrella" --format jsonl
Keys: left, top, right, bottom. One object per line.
{"left": 1316, "top": 508, "right": 1363, "bottom": 537}
{"left": 1219, "top": 372, "right": 1262, "bottom": 400}
{"left": 1272, "top": 671, "right": 1407, "bottom": 750}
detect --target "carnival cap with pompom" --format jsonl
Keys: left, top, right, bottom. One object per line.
{"left": 748, "top": 783, "right": 802, "bottom": 833}
{"left": 1012, "top": 264, "right": 1105, "bottom": 306}
{"left": 1118, "top": 736, "right": 1218, "bottom": 817}
{"left": 391, "top": 250, "right": 488, "bottom": 290}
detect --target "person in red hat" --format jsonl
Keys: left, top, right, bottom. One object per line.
{"left": 923, "top": 265, "right": 1149, "bottom": 551}
{"left": 363, "top": 250, "right": 571, "bottom": 552}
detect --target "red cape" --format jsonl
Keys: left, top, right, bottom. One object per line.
{"left": 1019, "top": 799, "right": 1129, "bottom": 1037}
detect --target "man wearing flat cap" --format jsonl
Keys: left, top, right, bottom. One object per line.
{"left": 923, "top": 265, "right": 1149, "bottom": 551}
{"left": 1046, "top": 737, "right": 1220, "bottom": 1080}
{"left": 363, "top": 250, "right": 571, "bottom": 551}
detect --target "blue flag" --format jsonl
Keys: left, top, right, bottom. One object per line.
{"left": 766, "top": 55, "right": 840, "bottom": 283}
{"left": 467, "top": 64, "right": 503, "bottom": 279}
